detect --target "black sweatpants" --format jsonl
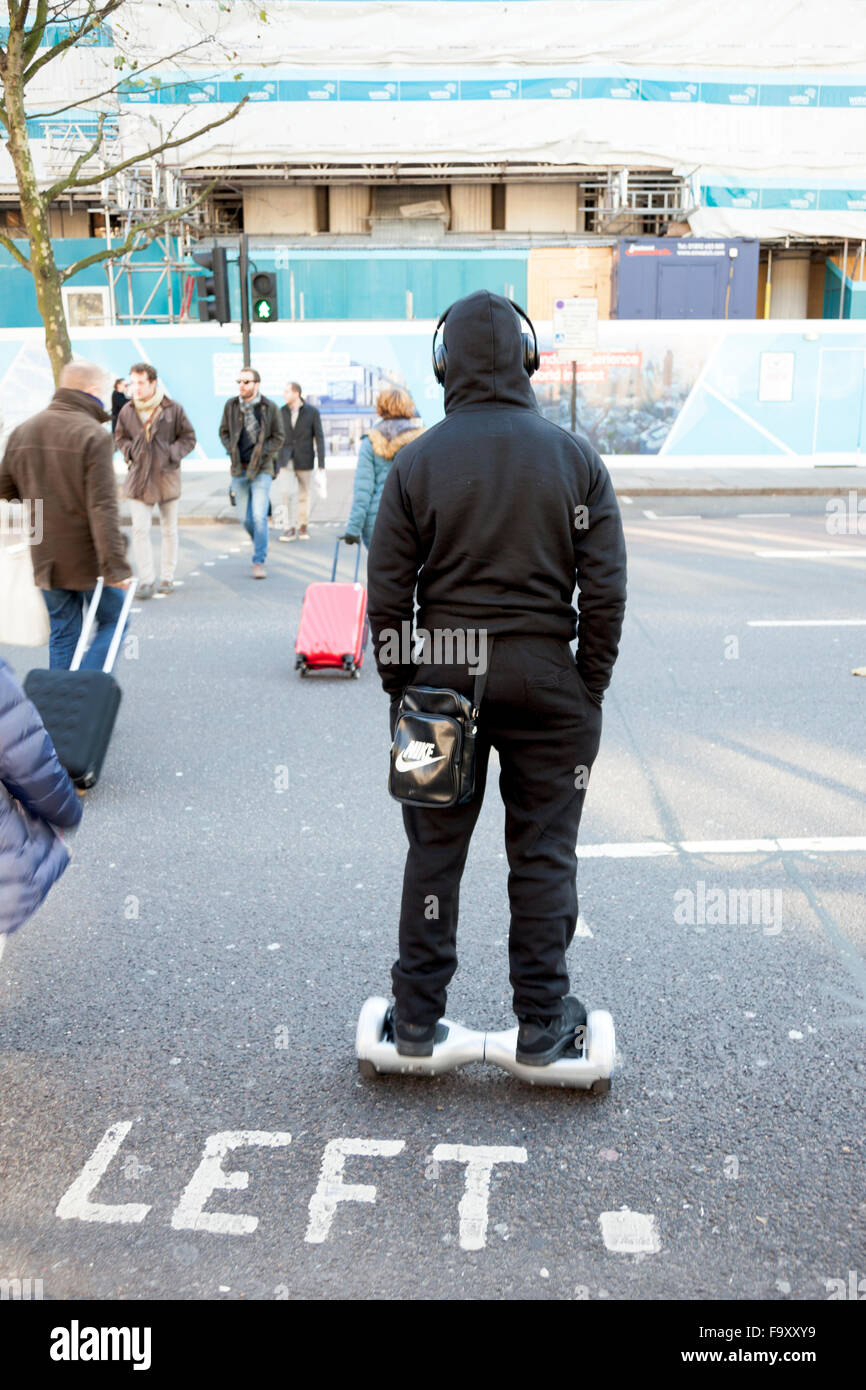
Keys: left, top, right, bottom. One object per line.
{"left": 388, "top": 635, "right": 603, "bottom": 1026}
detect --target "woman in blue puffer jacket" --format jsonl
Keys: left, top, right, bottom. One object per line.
{"left": 0, "top": 657, "right": 82, "bottom": 937}
{"left": 341, "top": 389, "right": 423, "bottom": 549}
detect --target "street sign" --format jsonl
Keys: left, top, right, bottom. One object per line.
{"left": 553, "top": 296, "right": 598, "bottom": 361}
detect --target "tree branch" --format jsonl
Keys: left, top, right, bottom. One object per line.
{"left": 59, "top": 95, "right": 250, "bottom": 191}
{"left": 30, "top": 38, "right": 213, "bottom": 120}
{"left": 22, "top": 0, "right": 125, "bottom": 86}
{"left": 43, "top": 111, "right": 108, "bottom": 202}
{"left": 59, "top": 181, "right": 217, "bottom": 282}
{"left": 0, "top": 230, "right": 33, "bottom": 271}
{"left": 21, "top": 0, "right": 49, "bottom": 62}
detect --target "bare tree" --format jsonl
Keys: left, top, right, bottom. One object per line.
{"left": 0, "top": 1, "right": 249, "bottom": 380}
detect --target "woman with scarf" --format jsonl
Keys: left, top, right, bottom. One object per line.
{"left": 340, "top": 389, "right": 424, "bottom": 550}
{"left": 115, "top": 363, "right": 196, "bottom": 599}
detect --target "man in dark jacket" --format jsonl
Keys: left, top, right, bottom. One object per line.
{"left": 115, "top": 362, "right": 197, "bottom": 599}
{"left": 367, "top": 290, "right": 627, "bottom": 1066}
{"left": 219, "top": 367, "right": 284, "bottom": 577}
{"left": 0, "top": 360, "right": 133, "bottom": 669}
{"left": 276, "top": 381, "right": 325, "bottom": 541}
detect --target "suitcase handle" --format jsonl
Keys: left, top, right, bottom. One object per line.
{"left": 331, "top": 536, "right": 362, "bottom": 584}
{"left": 70, "top": 577, "right": 138, "bottom": 673}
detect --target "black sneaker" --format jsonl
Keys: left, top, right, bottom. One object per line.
{"left": 384, "top": 1004, "right": 448, "bottom": 1057}
{"left": 516, "top": 995, "right": 587, "bottom": 1067}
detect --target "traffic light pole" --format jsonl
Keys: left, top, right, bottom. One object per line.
{"left": 239, "top": 233, "right": 251, "bottom": 368}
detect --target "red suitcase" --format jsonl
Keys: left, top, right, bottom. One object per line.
{"left": 295, "top": 538, "right": 368, "bottom": 678}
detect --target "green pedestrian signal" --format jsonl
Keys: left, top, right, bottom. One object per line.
{"left": 250, "top": 271, "right": 278, "bottom": 323}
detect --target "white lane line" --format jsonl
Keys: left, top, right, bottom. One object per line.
{"left": 599, "top": 1209, "right": 662, "bottom": 1254}
{"left": 56, "top": 1121, "right": 151, "bottom": 1225}
{"left": 305, "top": 1138, "right": 405, "bottom": 1245}
{"left": 748, "top": 619, "right": 866, "bottom": 627}
{"left": 432, "top": 1145, "right": 527, "bottom": 1252}
{"left": 754, "top": 548, "right": 866, "bottom": 558}
{"left": 575, "top": 914, "right": 594, "bottom": 938}
{"left": 579, "top": 836, "right": 866, "bottom": 859}
{"left": 738, "top": 512, "right": 791, "bottom": 518}
{"left": 580, "top": 841, "right": 678, "bottom": 859}
{"left": 172, "top": 1130, "right": 292, "bottom": 1236}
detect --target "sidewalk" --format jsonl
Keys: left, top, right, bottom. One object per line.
{"left": 116, "top": 460, "right": 866, "bottom": 525}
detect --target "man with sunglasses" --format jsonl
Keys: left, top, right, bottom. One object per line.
{"left": 219, "top": 368, "right": 284, "bottom": 578}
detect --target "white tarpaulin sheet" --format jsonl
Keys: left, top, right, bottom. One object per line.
{"left": 3, "top": 0, "right": 866, "bottom": 237}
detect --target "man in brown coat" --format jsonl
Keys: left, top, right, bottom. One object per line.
{"left": 0, "top": 360, "right": 133, "bottom": 670}
{"left": 115, "top": 362, "right": 196, "bottom": 599}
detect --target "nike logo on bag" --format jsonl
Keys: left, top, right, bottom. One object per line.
{"left": 395, "top": 740, "right": 447, "bottom": 773}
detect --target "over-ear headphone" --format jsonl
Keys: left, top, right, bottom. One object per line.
{"left": 432, "top": 297, "right": 540, "bottom": 385}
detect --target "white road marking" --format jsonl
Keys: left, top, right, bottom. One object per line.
{"left": 204, "top": 562, "right": 215, "bottom": 567}
{"left": 748, "top": 619, "right": 866, "bottom": 627}
{"left": 431, "top": 1145, "right": 527, "bottom": 1252}
{"left": 171, "top": 1130, "right": 291, "bottom": 1236}
{"left": 575, "top": 914, "right": 594, "bottom": 938}
{"left": 642, "top": 509, "right": 658, "bottom": 519}
{"left": 599, "top": 1209, "right": 661, "bottom": 1254}
{"left": 754, "top": 548, "right": 866, "bottom": 558}
{"left": 305, "top": 1138, "right": 405, "bottom": 1245}
{"left": 738, "top": 512, "right": 790, "bottom": 518}
{"left": 579, "top": 836, "right": 866, "bottom": 859}
{"left": 55, "top": 1121, "right": 151, "bottom": 1225}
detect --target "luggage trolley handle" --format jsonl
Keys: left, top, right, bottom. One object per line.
{"left": 331, "top": 536, "right": 362, "bottom": 584}
{"left": 70, "top": 576, "right": 139, "bottom": 673}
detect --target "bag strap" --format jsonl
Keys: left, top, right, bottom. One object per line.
{"left": 470, "top": 635, "right": 493, "bottom": 717}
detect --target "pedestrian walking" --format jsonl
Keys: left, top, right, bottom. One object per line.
{"left": 0, "top": 658, "right": 83, "bottom": 938}
{"left": 219, "top": 368, "right": 284, "bottom": 578}
{"left": 0, "top": 361, "right": 133, "bottom": 670}
{"left": 276, "top": 381, "right": 325, "bottom": 542}
{"left": 367, "top": 291, "right": 627, "bottom": 1064}
{"left": 115, "top": 363, "right": 196, "bottom": 599}
{"left": 340, "top": 389, "right": 423, "bottom": 549}
{"left": 110, "top": 378, "right": 129, "bottom": 434}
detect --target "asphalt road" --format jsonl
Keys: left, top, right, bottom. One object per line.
{"left": 1, "top": 502, "right": 864, "bottom": 1302}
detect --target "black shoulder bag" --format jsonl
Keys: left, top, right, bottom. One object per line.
{"left": 388, "top": 647, "right": 492, "bottom": 808}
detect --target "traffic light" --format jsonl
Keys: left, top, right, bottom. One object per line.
{"left": 251, "top": 270, "right": 278, "bottom": 322}
{"left": 192, "top": 246, "right": 230, "bottom": 323}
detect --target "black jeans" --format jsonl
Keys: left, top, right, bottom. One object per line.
{"left": 389, "top": 635, "right": 603, "bottom": 1025}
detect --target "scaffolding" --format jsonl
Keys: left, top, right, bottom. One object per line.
{"left": 41, "top": 116, "right": 206, "bottom": 325}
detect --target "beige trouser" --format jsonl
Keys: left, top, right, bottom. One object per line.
{"left": 129, "top": 498, "right": 179, "bottom": 584}
{"left": 279, "top": 468, "right": 314, "bottom": 529}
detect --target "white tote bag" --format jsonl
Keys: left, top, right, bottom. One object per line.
{"left": 0, "top": 538, "right": 50, "bottom": 646}
{"left": 314, "top": 467, "right": 328, "bottom": 500}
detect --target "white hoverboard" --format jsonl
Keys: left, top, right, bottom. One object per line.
{"left": 355, "top": 997, "right": 615, "bottom": 1092}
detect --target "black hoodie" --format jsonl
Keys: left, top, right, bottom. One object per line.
{"left": 367, "top": 290, "right": 627, "bottom": 699}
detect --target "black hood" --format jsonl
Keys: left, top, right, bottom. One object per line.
{"left": 442, "top": 290, "right": 538, "bottom": 414}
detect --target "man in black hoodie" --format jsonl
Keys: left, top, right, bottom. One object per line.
{"left": 367, "top": 290, "right": 627, "bottom": 1067}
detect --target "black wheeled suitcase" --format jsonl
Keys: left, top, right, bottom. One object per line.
{"left": 24, "top": 577, "right": 138, "bottom": 790}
